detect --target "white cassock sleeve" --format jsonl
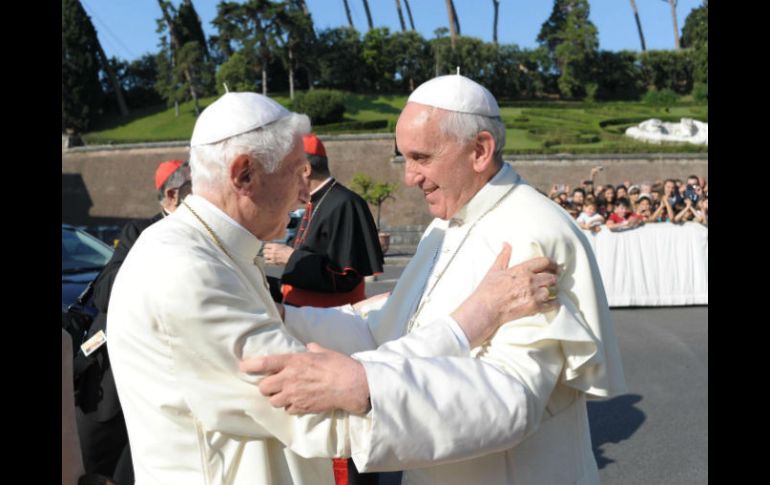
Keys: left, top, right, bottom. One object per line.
{"left": 147, "top": 252, "right": 352, "bottom": 460}
{"left": 283, "top": 305, "right": 470, "bottom": 356}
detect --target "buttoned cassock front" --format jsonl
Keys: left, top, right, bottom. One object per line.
{"left": 285, "top": 164, "right": 626, "bottom": 485}
{"left": 108, "top": 195, "right": 478, "bottom": 485}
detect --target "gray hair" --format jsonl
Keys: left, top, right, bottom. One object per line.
{"left": 190, "top": 112, "right": 311, "bottom": 191}
{"left": 437, "top": 110, "right": 506, "bottom": 165}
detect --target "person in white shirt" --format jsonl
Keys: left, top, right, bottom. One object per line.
{"left": 577, "top": 200, "right": 606, "bottom": 232}
{"left": 244, "top": 74, "right": 627, "bottom": 485}
{"left": 107, "top": 90, "right": 561, "bottom": 485}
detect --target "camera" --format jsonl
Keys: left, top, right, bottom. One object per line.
{"left": 684, "top": 185, "right": 699, "bottom": 204}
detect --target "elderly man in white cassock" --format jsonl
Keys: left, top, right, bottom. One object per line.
{"left": 242, "top": 75, "right": 627, "bottom": 485}
{"left": 107, "top": 90, "right": 563, "bottom": 484}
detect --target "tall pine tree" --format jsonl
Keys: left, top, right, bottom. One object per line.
{"left": 538, "top": 0, "right": 598, "bottom": 98}
{"left": 62, "top": 0, "right": 104, "bottom": 133}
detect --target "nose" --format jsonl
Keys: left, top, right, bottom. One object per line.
{"left": 404, "top": 161, "right": 424, "bottom": 187}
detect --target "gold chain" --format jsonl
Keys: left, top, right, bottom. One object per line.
{"left": 406, "top": 185, "right": 517, "bottom": 334}
{"left": 183, "top": 201, "right": 234, "bottom": 261}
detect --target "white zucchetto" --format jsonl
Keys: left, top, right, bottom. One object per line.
{"left": 190, "top": 92, "right": 291, "bottom": 147}
{"left": 408, "top": 74, "right": 500, "bottom": 117}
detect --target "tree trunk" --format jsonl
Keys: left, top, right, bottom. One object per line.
{"left": 361, "top": 0, "right": 373, "bottom": 31}
{"left": 492, "top": 0, "right": 499, "bottom": 45}
{"left": 288, "top": 46, "right": 295, "bottom": 100}
{"left": 403, "top": 0, "right": 415, "bottom": 30}
{"left": 342, "top": 0, "right": 354, "bottom": 28}
{"left": 629, "top": 0, "right": 647, "bottom": 51}
{"left": 157, "top": 0, "right": 200, "bottom": 115}
{"left": 94, "top": 42, "right": 129, "bottom": 116}
{"left": 450, "top": 0, "right": 461, "bottom": 35}
{"left": 669, "top": 0, "right": 680, "bottom": 49}
{"left": 445, "top": 0, "right": 458, "bottom": 50}
{"left": 262, "top": 63, "right": 268, "bottom": 95}
{"left": 395, "top": 0, "right": 406, "bottom": 32}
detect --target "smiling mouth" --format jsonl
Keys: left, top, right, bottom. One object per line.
{"left": 423, "top": 187, "right": 438, "bottom": 197}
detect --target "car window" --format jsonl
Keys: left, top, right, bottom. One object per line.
{"left": 62, "top": 227, "right": 114, "bottom": 272}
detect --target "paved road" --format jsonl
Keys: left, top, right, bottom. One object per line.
{"left": 266, "top": 262, "right": 708, "bottom": 484}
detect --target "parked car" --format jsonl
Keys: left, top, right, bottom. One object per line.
{"left": 62, "top": 223, "right": 114, "bottom": 310}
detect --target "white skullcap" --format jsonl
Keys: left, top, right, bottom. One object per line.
{"left": 408, "top": 74, "right": 500, "bottom": 117}
{"left": 190, "top": 92, "right": 291, "bottom": 147}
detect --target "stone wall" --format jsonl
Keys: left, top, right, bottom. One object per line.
{"left": 63, "top": 136, "right": 708, "bottom": 239}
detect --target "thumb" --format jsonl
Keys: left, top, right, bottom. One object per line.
{"left": 306, "top": 342, "right": 329, "bottom": 353}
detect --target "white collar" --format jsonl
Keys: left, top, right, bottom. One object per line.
{"left": 448, "top": 163, "right": 521, "bottom": 227}
{"left": 310, "top": 177, "right": 334, "bottom": 197}
{"left": 182, "top": 195, "right": 264, "bottom": 260}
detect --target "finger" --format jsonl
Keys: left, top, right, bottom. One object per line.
{"left": 488, "top": 243, "right": 512, "bottom": 273}
{"left": 240, "top": 354, "right": 291, "bottom": 374}
{"left": 257, "top": 374, "right": 285, "bottom": 396}
{"left": 534, "top": 286, "right": 552, "bottom": 303}
{"left": 268, "top": 392, "right": 289, "bottom": 409}
{"left": 539, "top": 299, "right": 561, "bottom": 313}
{"left": 532, "top": 273, "right": 558, "bottom": 289}
{"left": 518, "top": 256, "right": 559, "bottom": 275}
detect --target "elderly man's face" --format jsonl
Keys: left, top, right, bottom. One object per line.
{"left": 251, "top": 136, "right": 310, "bottom": 240}
{"left": 396, "top": 103, "right": 482, "bottom": 220}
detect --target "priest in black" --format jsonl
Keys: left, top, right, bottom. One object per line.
{"left": 263, "top": 134, "right": 384, "bottom": 485}
{"left": 264, "top": 134, "right": 384, "bottom": 308}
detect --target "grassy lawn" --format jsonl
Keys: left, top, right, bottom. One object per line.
{"left": 84, "top": 92, "right": 707, "bottom": 154}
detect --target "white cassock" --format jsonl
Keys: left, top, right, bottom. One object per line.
{"left": 108, "top": 194, "right": 477, "bottom": 485}
{"left": 285, "top": 163, "right": 627, "bottom": 485}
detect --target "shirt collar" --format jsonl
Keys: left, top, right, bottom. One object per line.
{"left": 310, "top": 177, "right": 334, "bottom": 197}
{"left": 449, "top": 163, "right": 521, "bottom": 227}
{"left": 182, "top": 195, "right": 263, "bottom": 260}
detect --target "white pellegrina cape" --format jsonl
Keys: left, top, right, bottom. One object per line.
{"left": 285, "top": 163, "right": 626, "bottom": 485}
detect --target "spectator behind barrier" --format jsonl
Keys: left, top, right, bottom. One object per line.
{"left": 606, "top": 197, "right": 643, "bottom": 231}
{"left": 577, "top": 200, "right": 604, "bottom": 233}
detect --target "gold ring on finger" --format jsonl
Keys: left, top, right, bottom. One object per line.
{"left": 547, "top": 286, "right": 558, "bottom": 300}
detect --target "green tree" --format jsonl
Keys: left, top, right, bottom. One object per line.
{"left": 350, "top": 174, "right": 396, "bottom": 230}
{"left": 681, "top": 0, "right": 707, "bottom": 85}
{"left": 212, "top": 0, "right": 283, "bottom": 95}
{"left": 538, "top": 0, "right": 598, "bottom": 99}
{"left": 639, "top": 49, "right": 693, "bottom": 94}
{"left": 390, "top": 31, "right": 432, "bottom": 91}
{"left": 316, "top": 27, "right": 364, "bottom": 91}
{"left": 156, "top": 0, "right": 211, "bottom": 115}
{"left": 272, "top": 1, "right": 317, "bottom": 99}
{"left": 362, "top": 27, "right": 398, "bottom": 91}
{"left": 215, "top": 50, "right": 260, "bottom": 94}
{"left": 62, "top": 0, "right": 104, "bottom": 133}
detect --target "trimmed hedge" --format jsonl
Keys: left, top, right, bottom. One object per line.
{"left": 291, "top": 89, "right": 346, "bottom": 125}
{"left": 313, "top": 119, "right": 389, "bottom": 133}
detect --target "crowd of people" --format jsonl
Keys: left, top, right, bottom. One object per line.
{"left": 545, "top": 167, "right": 708, "bottom": 232}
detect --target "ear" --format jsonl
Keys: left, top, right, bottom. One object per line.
{"left": 230, "top": 154, "right": 258, "bottom": 195}
{"left": 471, "top": 131, "right": 496, "bottom": 174}
{"left": 166, "top": 187, "right": 179, "bottom": 207}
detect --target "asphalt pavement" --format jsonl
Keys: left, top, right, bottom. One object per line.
{"left": 266, "top": 260, "right": 708, "bottom": 484}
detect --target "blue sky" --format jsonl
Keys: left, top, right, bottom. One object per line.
{"left": 80, "top": 0, "right": 704, "bottom": 62}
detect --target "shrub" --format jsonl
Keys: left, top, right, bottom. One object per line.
{"left": 691, "top": 82, "right": 708, "bottom": 103}
{"left": 643, "top": 89, "right": 680, "bottom": 109}
{"left": 291, "top": 89, "right": 346, "bottom": 125}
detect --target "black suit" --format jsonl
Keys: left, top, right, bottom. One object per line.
{"left": 74, "top": 213, "right": 162, "bottom": 484}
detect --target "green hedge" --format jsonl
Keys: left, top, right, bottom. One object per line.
{"left": 291, "top": 89, "right": 346, "bottom": 125}
{"left": 313, "top": 119, "right": 389, "bottom": 133}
